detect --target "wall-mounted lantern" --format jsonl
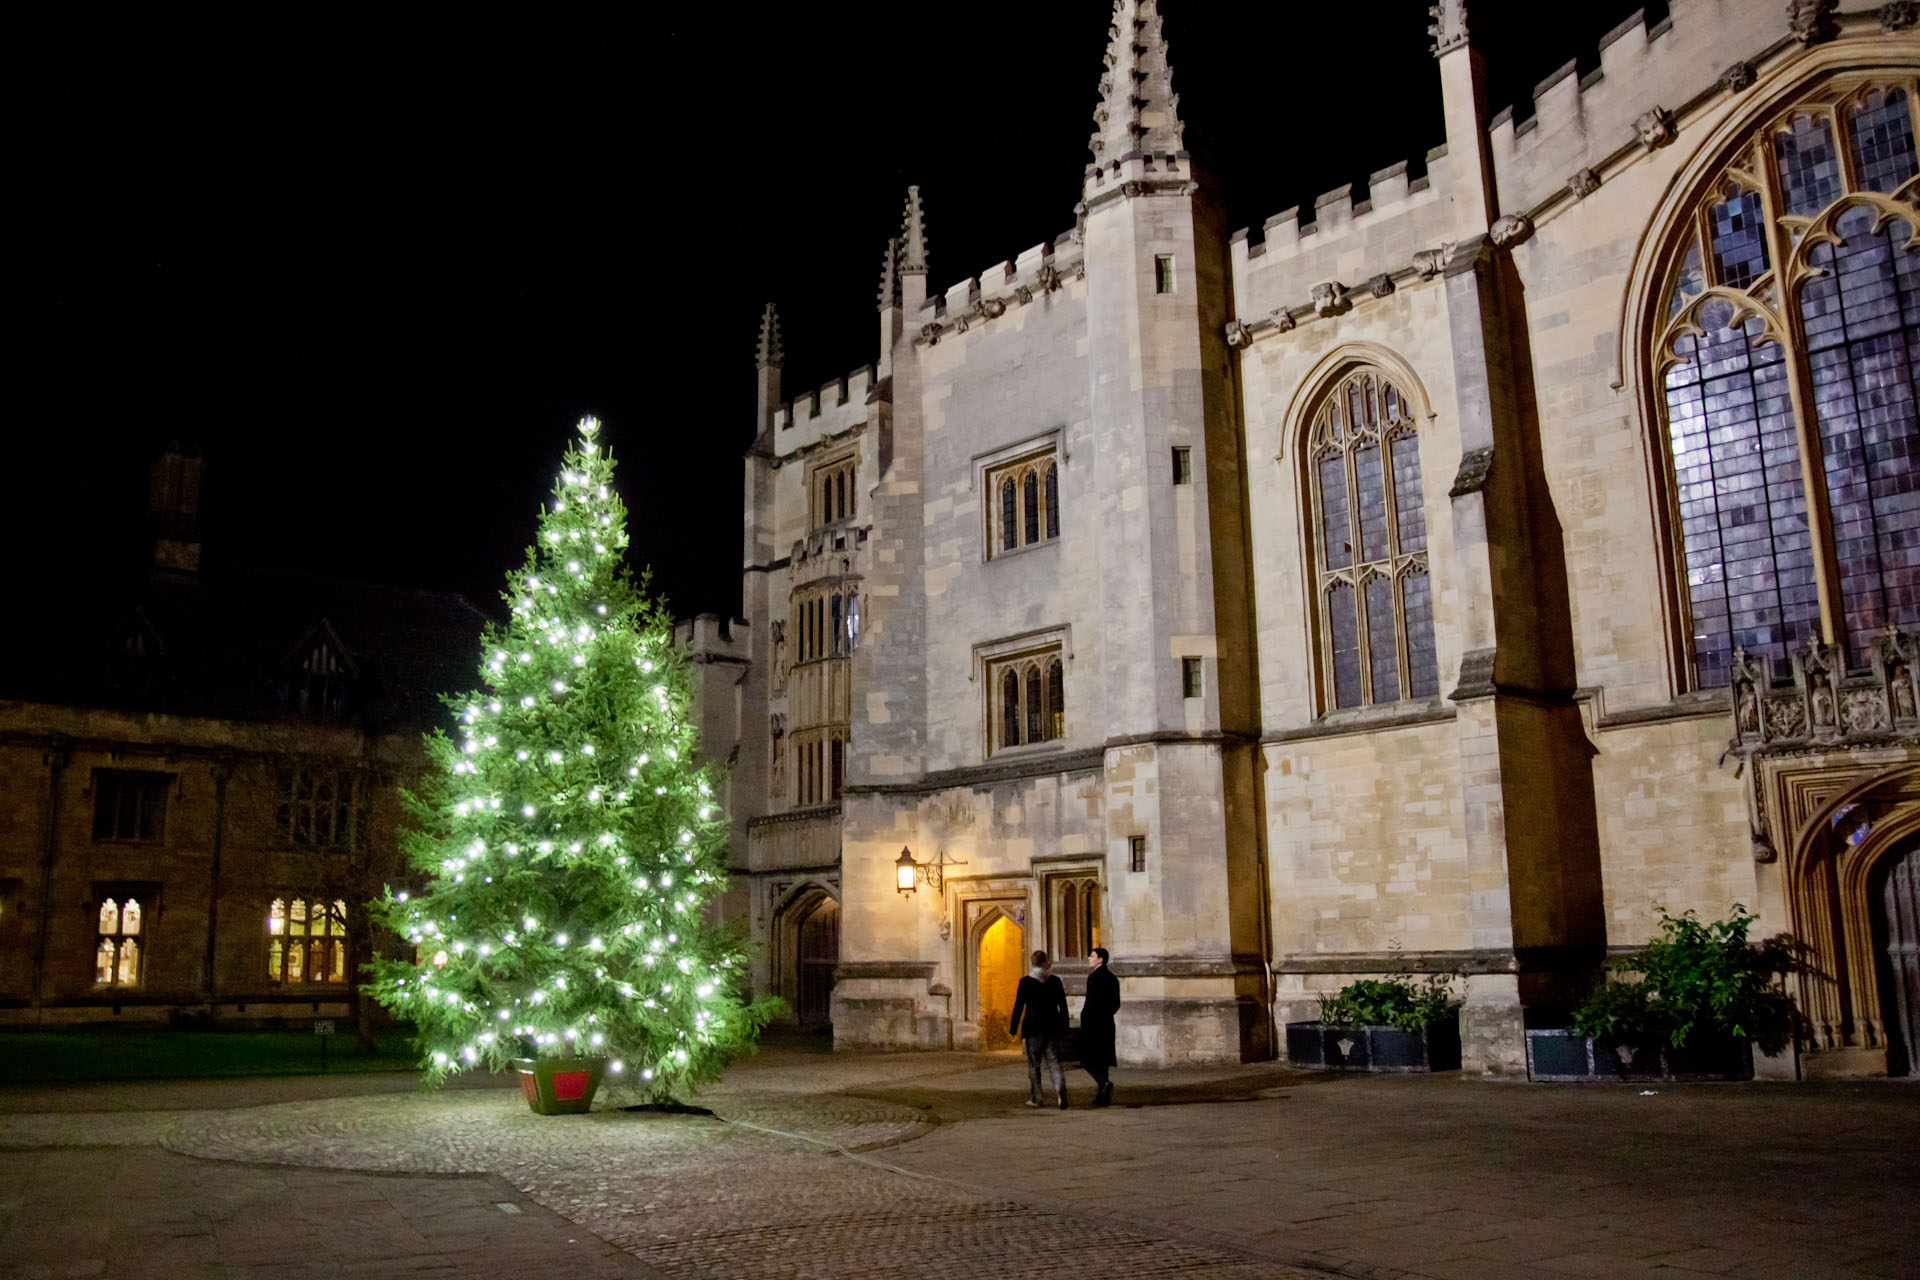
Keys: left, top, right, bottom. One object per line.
{"left": 894, "top": 846, "right": 966, "bottom": 897}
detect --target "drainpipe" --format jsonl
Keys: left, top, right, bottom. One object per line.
{"left": 204, "top": 753, "right": 233, "bottom": 1013}
{"left": 31, "top": 738, "right": 70, "bottom": 1024}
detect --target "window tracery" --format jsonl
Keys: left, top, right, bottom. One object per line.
{"left": 989, "top": 648, "right": 1065, "bottom": 751}
{"left": 267, "top": 896, "right": 349, "bottom": 984}
{"left": 1306, "top": 368, "right": 1437, "bottom": 710}
{"left": 987, "top": 452, "right": 1060, "bottom": 556}
{"left": 1653, "top": 80, "right": 1920, "bottom": 687}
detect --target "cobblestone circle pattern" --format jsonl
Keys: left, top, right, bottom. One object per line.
{"left": 159, "top": 1091, "right": 1314, "bottom": 1278}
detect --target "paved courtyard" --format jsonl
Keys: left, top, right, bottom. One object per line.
{"left": 0, "top": 1040, "right": 1913, "bottom": 1279}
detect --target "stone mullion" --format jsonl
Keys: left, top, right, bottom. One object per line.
{"left": 1757, "top": 125, "right": 1850, "bottom": 652}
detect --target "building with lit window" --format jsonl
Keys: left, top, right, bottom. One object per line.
{"left": 0, "top": 446, "right": 485, "bottom": 1025}
{"left": 685, "top": 0, "right": 1920, "bottom": 1078}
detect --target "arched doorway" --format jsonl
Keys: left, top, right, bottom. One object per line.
{"left": 1872, "top": 835, "right": 1920, "bottom": 1078}
{"left": 975, "top": 912, "right": 1024, "bottom": 1051}
{"left": 796, "top": 897, "right": 840, "bottom": 1026}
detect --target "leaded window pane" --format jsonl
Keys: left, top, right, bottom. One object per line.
{"left": 117, "top": 939, "right": 139, "bottom": 986}
{"left": 1402, "top": 570, "right": 1439, "bottom": 698}
{"left": 1328, "top": 581, "right": 1361, "bottom": 710}
{"left": 1002, "top": 670, "right": 1020, "bottom": 749}
{"left": 1023, "top": 472, "right": 1040, "bottom": 545}
{"left": 1709, "top": 183, "right": 1770, "bottom": 289}
{"left": 1364, "top": 575, "right": 1400, "bottom": 704}
{"left": 1354, "top": 443, "right": 1389, "bottom": 562}
{"left": 1391, "top": 434, "right": 1426, "bottom": 554}
{"left": 1800, "top": 211, "right": 1920, "bottom": 666}
{"left": 99, "top": 899, "right": 118, "bottom": 935}
{"left": 1317, "top": 454, "right": 1351, "bottom": 570}
{"left": 1775, "top": 113, "right": 1843, "bottom": 216}
{"left": 1025, "top": 667, "right": 1043, "bottom": 744}
{"left": 122, "top": 899, "right": 141, "bottom": 936}
{"left": 1001, "top": 479, "right": 1017, "bottom": 551}
{"left": 96, "top": 939, "right": 115, "bottom": 985}
{"left": 1664, "top": 309, "right": 1820, "bottom": 688}
{"left": 1047, "top": 660, "right": 1064, "bottom": 740}
{"left": 1044, "top": 464, "right": 1059, "bottom": 539}
{"left": 1848, "top": 88, "right": 1917, "bottom": 195}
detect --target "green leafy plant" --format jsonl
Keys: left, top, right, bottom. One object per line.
{"left": 1572, "top": 906, "right": 1794, "bottom": 1053}
{"left": 1318, "top": 974, "right": 1460, "bottom": 1031}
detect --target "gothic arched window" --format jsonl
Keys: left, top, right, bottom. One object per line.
{"left": 1654, "top": 80, "right": 1919, "bottom": 687}
{"left": 1308, "top": 368, "right": 1436, "bottom": 710}
{"left": 990, "top": 647, "right": 1067, "bottom": 752}
{"left": 987, "top": 450, "right": 1062, "bottom": 557}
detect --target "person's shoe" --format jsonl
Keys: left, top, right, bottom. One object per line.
{"left": 1093, "top": 1086, "right": 1111, "bottom": 1108}
{"left": 1025, "top": 1098, "right": 1042, "bottom": 1108}
{"left": 1058, "top": 1093, "right": 1070, "bottom": 1109}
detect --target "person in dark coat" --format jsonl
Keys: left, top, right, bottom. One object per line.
{"left": 1080, "top": 946, "right": 1120, "bottom": 1106}
{"left": 1009, "top": 949, "right": 1070, "bottom": 1108}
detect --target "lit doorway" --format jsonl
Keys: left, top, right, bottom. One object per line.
{"left": 796, "top": 896, "right": 840, "bottom": 1026}
{"left": 975, "top": 912, "right": 1024, "bottom": 1050}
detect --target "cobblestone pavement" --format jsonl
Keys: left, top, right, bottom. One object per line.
{"left": 159, "top": 1091, "right": 1315, "bottom": 1278}
{"left": 2, "top": 1048, "right": 1915, "bottom": 1280}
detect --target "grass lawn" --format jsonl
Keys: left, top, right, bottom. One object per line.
{"left": 0, "top": 1026, "right": 421, "bottom": 1084}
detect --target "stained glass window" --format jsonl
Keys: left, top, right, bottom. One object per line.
{"left": 1309, "top": 369, "right": 1435, "bottom": 710}
{"left": 1656, "top": 81, "right": 1920, "bottom": 688}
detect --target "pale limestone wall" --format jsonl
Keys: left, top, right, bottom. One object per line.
{"left": 1587, "top": 713, "right": 1759, "bottom": 942}
{"left": 1263, "top": 720, "right": 1470, "bottom": 956}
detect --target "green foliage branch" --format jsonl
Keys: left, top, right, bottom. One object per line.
{"left": 1318, "top": 974, "right": 1460, "bottom": 1032}
{"left": 363, "top": 418, "right": 776, "bottom": 1100}
{"left": 1571, "top": 905, "right": 1794, "bottom": 1052}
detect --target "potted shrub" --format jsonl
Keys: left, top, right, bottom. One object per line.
{"left": 1529, "top": 906, "right": 1793, "bottom": 1081}
{"left": 1286, "top": 975, "right": 1461, "bottom": 1072}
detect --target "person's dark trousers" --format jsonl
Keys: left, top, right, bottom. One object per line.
{"left": 1085, "top": 1058, "right": 1109, "bottom": 1096}
{"left": 1024, "top": 1035, "right": 1066, "bottom": 1105}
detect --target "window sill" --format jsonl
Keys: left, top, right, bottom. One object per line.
{"left": 985, "top": 536, "right": 1060, "bottom": 564}
{"left": 1266, "top": 699, "right": 1455, "bottom": 744}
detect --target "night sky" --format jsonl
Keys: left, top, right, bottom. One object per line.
{"left": 15, "top": 1, "right": 1652, "bottom": 621}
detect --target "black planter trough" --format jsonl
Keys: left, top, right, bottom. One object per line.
{"left": 1285, "top": 1012, "right": 1461, "bottom": 1072}
{"left": 1525, "top": 1029, "right": 1753, "bottom": 1081}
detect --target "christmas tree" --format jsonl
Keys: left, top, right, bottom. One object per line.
{"left": 365, "top": 417, "right": 773, "bottom": 1101}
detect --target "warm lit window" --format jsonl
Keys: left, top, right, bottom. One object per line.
{"left": 810, "top": 457, "right": 857, "bottom": 528}
{"left": 987, "top": 451, "right": 1060, "bottom": 557}
{"left": 989, "top": 646, "right": 1065, "bottom": 752}
{"left": 274, "top": 761, "right": 368, "bottom": 851}
{"left": 94, "top": 890, "right": 151, "bottom": 987}
{"left": 267, "top": 896, "right": 349, "bottom": 984}
{"left": 1308, "top": 368, "right": 1437, "bottom": 710}
{"left": 92, "top": 772, "right": 170, "bottom": 843}
{"left": 1654, "top": 80, "right": 1920, "bottom": 687}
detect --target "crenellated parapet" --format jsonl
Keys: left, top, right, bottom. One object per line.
{"left": 673, "top": 613, "right": 751, "bottom": 664}
{"left": 911, "top": 235, "right": 1087, "bottom": 348}
{"left": 1224, "top": 147, "right": 1458, "bottom": 349}
{"left": 770, "top": 363, "right": 880, "bottom": 461}
{"left": 1487, "top": 0, "right": 1824, "bottom": 218}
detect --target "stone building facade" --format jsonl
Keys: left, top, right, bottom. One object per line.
{"left": 687, "top": 0, "right": 1920, "bottom": 1076}
{"left": 0, "top": 447, "right": 486, "bottom": 1026}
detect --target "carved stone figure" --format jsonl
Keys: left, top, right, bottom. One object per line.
{"left": 1886, "top": 1, "right": 1919, "bottom": 33}
{"left": 1893, "top": 657, "right": 1917, "bottom": 722}
{"left": 1367, "top": 273, "right": 1396, "bottom": 298}
{"left": 1635, "top": 107, "right": 1677, "bottom": 149}
{"left": 1720, "top": 61, "right": 1757, "bottom": 92}
{"left": 1786, "top": 0, "right": 1838, "bottom": 44}
{"left": 1736, "top": 678, "right": 1760, "bottom": 737}
{"left": 770, "top": 714, "right": 787, "bottom": 797}
{"left": 920, "top": 322, "right": 942, "bottom": 345}
{"left": 1412, "top": 247, "right": 1448, "bottom": 279}
{"left": 1569, "top": 168, "right": 1601, "bottom": 199}
{"left": 1809, "top": 670, "right": 1835, "bottom": 728}
{"left": 771, "top": 621, "right": 788, "bottom": 692}
{"left": 1224, "top": 319, "right": 1252, "bottom": 349}
{"left": 1310, "top": 282, "right": 1349, "bottom": 317}
{"left": 1035, "top": 263, "right": 1061, "bottom": 294}
{"left": 1270, "top": 307, "right": 1297, "bottom": 332}
{"left": 1489, "top": 213, "right": 1534, "bottom": 247}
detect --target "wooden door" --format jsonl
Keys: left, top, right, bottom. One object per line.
{"left": 797, "top": 898, "right": 839, "bottom": 1025}
{"left": 1879, "top": 839, "right": 1920, "bottom": 1077}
